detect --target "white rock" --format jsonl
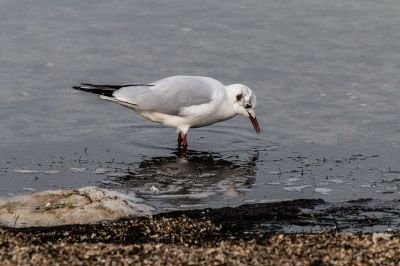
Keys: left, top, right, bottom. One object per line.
{"left": 0, "top": 187, "right": 154, "bottom": 228}
{"left": 372, "top": 233, "right": 392, "bottom": 243}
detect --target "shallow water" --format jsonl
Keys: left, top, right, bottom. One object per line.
{"left": 1, "top": 0, "right": 399, "bottom": 211}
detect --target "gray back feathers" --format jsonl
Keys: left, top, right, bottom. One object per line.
{"left": 113, "top": 76, "right": 225, "bottom": 115}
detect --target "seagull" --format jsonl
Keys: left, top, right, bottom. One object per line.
{"left": 73, "top": 75, "right": 260, "bottom": 148}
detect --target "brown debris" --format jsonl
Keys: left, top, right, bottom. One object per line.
{"left": 1, "top": 214, "right": 399, "bottom": 265}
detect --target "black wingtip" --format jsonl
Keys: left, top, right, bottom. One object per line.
{"left": 72, "top": 84, "right": 116, "bottom": 97}
{"left": 73, "top": 82, "right": 154, "bottom": 97}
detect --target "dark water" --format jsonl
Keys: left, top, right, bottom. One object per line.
{"left": 1, "top": 1, "right": 399, "bottom": 211}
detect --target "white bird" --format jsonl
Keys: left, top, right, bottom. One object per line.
{"left": 73, "top": 75, "right": 260, "bottom": 148}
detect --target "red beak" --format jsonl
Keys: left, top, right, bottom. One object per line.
{"left": 247, "top": 112, "right": 261, "bottom": 134}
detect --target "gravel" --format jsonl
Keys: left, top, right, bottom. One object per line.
{"left": 1, "top": 214, "right": 399, "bottom": 265}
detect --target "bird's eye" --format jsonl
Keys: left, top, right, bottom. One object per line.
{"left": 245, "top": 104, "right": 252, "bottom": 109}
{"left": 236, "top": 93, "right": 243, "bottom": 101}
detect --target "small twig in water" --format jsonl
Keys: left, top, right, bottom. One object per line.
{"left": 14, "top": 214, "right": 20, "bottom": 227}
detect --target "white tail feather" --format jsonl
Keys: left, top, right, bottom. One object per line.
{"left": 100, "top": 95, "right": 118, "bottom": 102}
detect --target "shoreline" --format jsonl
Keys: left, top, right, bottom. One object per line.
{"left": 1, "top": 200, "right": 400, "bottom": 265}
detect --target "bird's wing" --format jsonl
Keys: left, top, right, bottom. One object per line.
{"left": 113, "top": 76, "right": 225, "bottom": 116}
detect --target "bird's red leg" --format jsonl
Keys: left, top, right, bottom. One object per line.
{"left": 178, "top": 133, "right": 183, "bottom": 146}
{"left": 182, "top": 133, "right": 188, "bottom": 147}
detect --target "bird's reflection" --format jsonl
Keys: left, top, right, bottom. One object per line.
{"left": 102, "top": 149, "right": 259, "bottom": 209}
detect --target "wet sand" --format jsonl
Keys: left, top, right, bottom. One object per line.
{"left": 1, "top": 200, "right": 399, "bottom": 265}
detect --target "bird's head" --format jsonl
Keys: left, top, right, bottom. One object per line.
{"left": 227, "top": 84, "right": 261, "bottom": 134}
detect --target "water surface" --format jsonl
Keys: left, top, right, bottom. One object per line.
{"left": 1, "top": 0, "right": 399, "bottom": 211}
